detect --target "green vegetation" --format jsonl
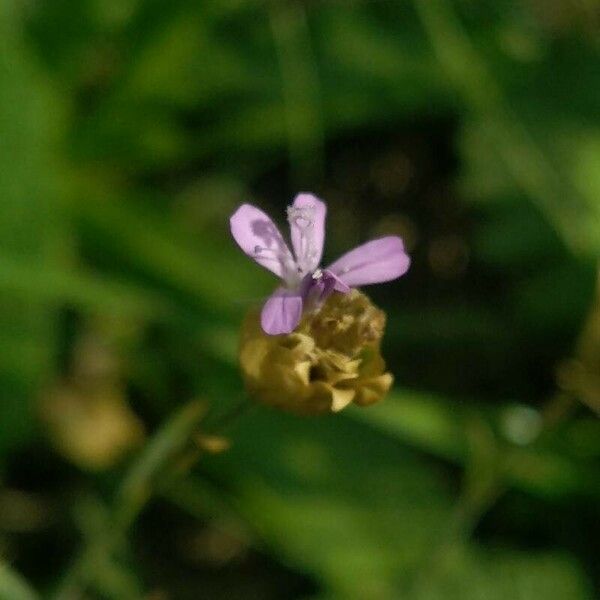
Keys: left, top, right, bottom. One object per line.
{"left": 0, "top": 0, "right": 598, "bottom": 598}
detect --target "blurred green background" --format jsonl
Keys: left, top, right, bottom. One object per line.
{"left": 1, "top": 0, "right": 599, "bottom": 598}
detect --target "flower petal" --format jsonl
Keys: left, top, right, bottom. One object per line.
{"left": 261, "top": 288, "right": 303, "bottom": 335}
{"left": 327, "top": 236, "right": 410, "bottom": 287}
{"left": 289, "top": 193, "right": 326, "bottom": 273}
{"left": 326, "top": 270, "right": 351, "bottom": 294}
{"left": 230, "top": 204, "right": 294, "bottom": 278}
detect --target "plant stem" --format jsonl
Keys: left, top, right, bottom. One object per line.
{"left": 52, "top": 398, "right": 251, "bottom": 600}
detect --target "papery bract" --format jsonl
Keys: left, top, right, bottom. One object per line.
{"left": 239, "top": 290, "right": 394, "bottom": 414}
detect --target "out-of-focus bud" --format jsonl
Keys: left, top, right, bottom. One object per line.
{"left": 40, "top": 322, "right": 144, "bottom": 471}
{"left": 40, "top": 384, "right": 144, "bottom": 471}
{"left": 195, "top": 433, "right": 231, "bottom": 454}
{"left": 239, "top": 290, "right": 393, "bottom": 415}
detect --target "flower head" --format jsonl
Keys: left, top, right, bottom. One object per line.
{"left": 239, "top": 289, "right": 394, "bottom": 414}
{"left": 230, "top": 193, "right": 410, "bottom": 335}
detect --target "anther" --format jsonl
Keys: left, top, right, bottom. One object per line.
{"left": 287, "top": 205, "right": 315, "bottom": 229}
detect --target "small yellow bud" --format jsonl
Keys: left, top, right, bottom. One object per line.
{"left": 239, "top": 290, "right": 393, "bottom": 415}
{"left": 40, "top": 384, "right": 144, "bottom": 471}
{"left": 195, "top": 433, "right": 231, "bottom": 454}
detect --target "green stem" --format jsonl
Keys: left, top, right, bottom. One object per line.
{"left": 53, "top": 398, "right": 250, "bottom": 599}
{"left": 114, "top": 400, "right": 207, "bottom": 530}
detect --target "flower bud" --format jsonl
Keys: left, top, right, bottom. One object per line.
{"left": 239, "top": 290, "right": 393, "bottom": 415}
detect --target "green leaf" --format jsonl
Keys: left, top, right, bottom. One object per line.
{"left": 0, "top": 2, "right": 66, "bottom": 453}
{"left": 205, "top": 408, "right": 453, "bottom": 599}
{"left": 411, "top": 545, "right": 593, "bottom": 600}
{"left": 0, "top": 562, "right": 39, "bottom": 600}
{"left": 350, "top": 391, "right": 600, "bottom": 499}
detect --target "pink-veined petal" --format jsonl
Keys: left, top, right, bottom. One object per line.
{"left": 261, "top": 288, "right": 303, "bottom": 335}
{"left": 327, "top": 236, "right": 410, "bottom": 287}
{"left": 230, "top": 204, "right": 294, "bottom": 278}
{"left": 289, "top": 193, "right": 326, "bottom": 273}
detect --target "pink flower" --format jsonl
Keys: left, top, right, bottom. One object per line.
{"left": 230, "top": 193, "right": 410, "bottom": 335}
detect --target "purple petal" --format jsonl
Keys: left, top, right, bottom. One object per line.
{"left": 327, "top": 236, "right": 410, "bottom": 287}
{"left": 261, "top": 288, "right": 303, "bottom": 335}
{"left": 300, "top": 269, "right": 350, "bottom": 311}
{"left": 289, "top": 193, "right": 326, "bottom": 273}
{"left": 230, "top": 204, "right": 294, "bottom": 278}
{"left": 327, "top": 270, "right": 351, "bottom": 294}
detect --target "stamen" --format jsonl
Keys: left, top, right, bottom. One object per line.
{"left": 286, "top": 205, "right": 316, "bottom": 229}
